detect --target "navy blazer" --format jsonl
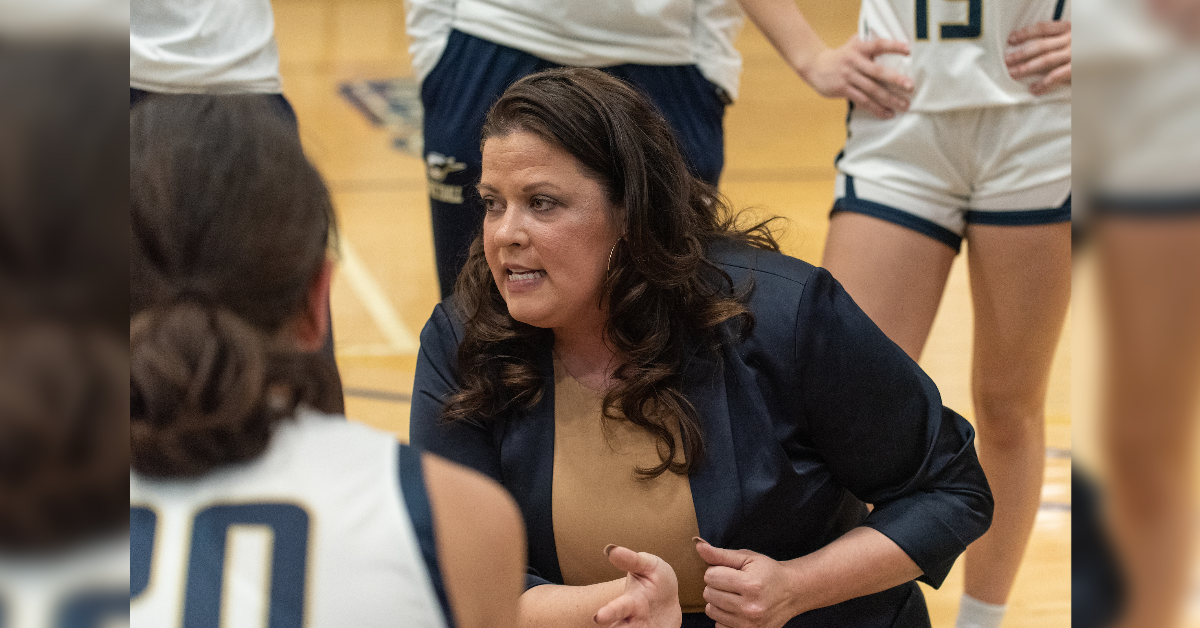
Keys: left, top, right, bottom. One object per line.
{"left": 410, "top": 241, "right": 993, "bottom": 627}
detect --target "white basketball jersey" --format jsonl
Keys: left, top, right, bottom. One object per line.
{"left": 860, "top": 0, "right": 1072, "bottom": 111}
{"left": 130, "top": 409, "right": 450, "bottom": 628}
{"left": 0, "top": 536, "right": 129, "bottom": 628}
{"left": 130, "top": 0, "right": 282, "bottom": 94}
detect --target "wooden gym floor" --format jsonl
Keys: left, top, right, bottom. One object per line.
{"left": 272, "top": 1, "right": 1069, "bottom": 625}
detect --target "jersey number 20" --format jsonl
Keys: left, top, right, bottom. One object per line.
{"left": 916, "top": 0, "right": 982, "bottom": 40}
{"left": 131, "top": 504, "right": 310, "bottom": 628}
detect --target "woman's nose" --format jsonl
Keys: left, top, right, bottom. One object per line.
{"left": 491, "top": 203, "right": 527, "bottom": 247}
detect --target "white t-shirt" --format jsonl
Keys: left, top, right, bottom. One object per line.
{"left": 405, "top": 0, "right": 746, "bottom": 99}
{"left": 130, "top": 409, "right": 448, "bottom": 628}
{"left": 860, "top": 0, "right": 1072, "bottom": 111}
{"left": 130, "top": 0, "right": 282, "bottom": 94}
{"left": 0, "top": 536, "right": 129, "bottom": 628}
{"left": 0, "top": 0, "right": 127, "bottom": 38}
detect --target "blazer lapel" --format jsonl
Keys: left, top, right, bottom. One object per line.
{"left": 498, "top": 337, "right": 562, "bottom": 583}
{"left": 684, "top": 346, "right": 745, "bottom": 548}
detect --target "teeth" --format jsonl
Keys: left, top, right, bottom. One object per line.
{"left": 508, "top": 270, "right": 541, "bottom": 282}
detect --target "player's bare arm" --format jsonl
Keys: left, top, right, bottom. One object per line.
{"left": 425, "top": 452, "right": 527, "bottom": 628}
{"left": 738, "top": 0, "right": 913, "bottom": 119}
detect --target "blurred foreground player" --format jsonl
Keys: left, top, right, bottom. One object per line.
{"left": 0, "top": 38, "right": 129, "bottom": 628}
{"left": 813, "top": 2, "right": 1073, "bottom": 627}
{"left": 130, "top": 95, "right": 525, "bottom": 628}
{"left": 1074, "top": 0, "right": 1200, "bottom": 625}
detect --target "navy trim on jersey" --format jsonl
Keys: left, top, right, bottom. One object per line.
{"left": 834, "top": 101, "right": 855, "bottom": 166}
{"left": 399, "top": 443, "right": 456, "bottom": 628}
{"left": 965, "top": 194, "right": 1072, "bottom": 226}
{"left": 59, "top": 590, "right": 130, "bottom": 628}
{"left": 130, "top": 507, "right": 157, "bottom": 598}
{"left": 832, "top": 175, "right": 964, "bottom": 251}
{"left": 1053, "top": 0, "right": 1068, "bottom": 21}
{"left": 1094, "top": 194, "right": 1200, "bottom": 216}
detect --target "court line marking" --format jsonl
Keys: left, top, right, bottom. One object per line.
{"left": 345, "top": 387, "right": 412, "bottom": 403}
{"left": 337, "top": 236, "right": 419, "bottom": 355}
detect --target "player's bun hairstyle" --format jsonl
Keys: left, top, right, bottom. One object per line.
{"left": 0, "top": 43, "right": 128, "bottom": 551}
{"left": 448, "top": 67, "right": 780, "bottom": 478}
{"left": 130, "top": 95, "right": 341, "bottom": 478}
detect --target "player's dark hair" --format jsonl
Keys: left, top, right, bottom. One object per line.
{"left": 130, "top": 95, "right": 341, "bottom": 479}
{"left": 447, "top": 68, "right": 780, "bottom": 478}
{"left": 0, "top": 42, "right": 129, "bottom": 551}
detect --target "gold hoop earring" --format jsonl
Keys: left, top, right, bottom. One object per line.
{"left": 607, "top": 238, "right": 621, "bottom": 273}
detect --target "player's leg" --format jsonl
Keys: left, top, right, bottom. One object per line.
{"left": 954, "top": 100, "right": 1072, "bottom": 624}
{"left": 821, "top": 209, "right": 956, "bottom": 360}
{"left": 1097, "top": 211, "right": 1200, "bottom": 628}
{"left": 420, "top": 31, "right": 554, "bottom": 297}
{"left": 959, "top": 221, "right": 1070, "bottom": 610}
{"left": 821, "top": 108, "right": 969, "bottom": 360}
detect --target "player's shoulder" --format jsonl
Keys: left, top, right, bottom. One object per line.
{"left": 418, "top": 449, "right": 524, "bottom": 628}
{"left": 419, "top": 450, "right": 522, "bottom": 536}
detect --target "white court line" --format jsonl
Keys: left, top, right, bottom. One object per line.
{"left": 337, "top": 237, "right": 419, "bottom": 355}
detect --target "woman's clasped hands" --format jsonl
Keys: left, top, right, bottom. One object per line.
{"left": 694, "top": 538, "right": 801, "bottom": 628}
{"left": 592, "top": 540, "right": 804, "bottom": 628}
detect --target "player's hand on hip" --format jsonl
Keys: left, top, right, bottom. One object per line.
{"left": 1146, "top": 0, "right": 1200, "bottom": 40}
{"left": 1006, "top": 20, "right": 1071, "bottom": 95}
{"left": 802, "top": 35, "right": 913, "bottom": 120}
{"left": 695, "top": 538, "right": 801, "bottom": 628}
{"left": 594, "top": 545, "right": 683, "bottom": 628}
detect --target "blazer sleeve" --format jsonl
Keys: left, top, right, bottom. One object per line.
{"left": 792, "top": 267, "right": 994, "bottom": 588}
{"left": 409, "top": 303, "right": 505, "bottom": 481}
{"left": 409, "top": 302, "right": 554, "bottom": 590}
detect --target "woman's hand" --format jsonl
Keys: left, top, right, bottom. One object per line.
{"left": 694, "top": 539, "right": 800, "bottom": 628}
{"left": 593, "top": 545, "right": 682, "bottom": 628}
{"left": 800, "top": 35, "right": 914, "bottom": 120}
{"left": 1006, "top": 21, "right": 1072, "bottom": 95}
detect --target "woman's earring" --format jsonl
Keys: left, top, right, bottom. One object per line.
{"left": 607, "top": 238, "right": 621, "bottom": 273}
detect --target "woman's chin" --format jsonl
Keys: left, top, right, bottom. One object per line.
{"left": 503, "top": 300, "right": 553, "bottom": 329}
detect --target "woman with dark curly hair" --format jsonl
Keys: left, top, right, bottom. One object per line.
{"left": 410, "top": 67, "right": 994, "bottom": 628}
{"left": 129, "top": 94, "right": 525, "bottom": 628}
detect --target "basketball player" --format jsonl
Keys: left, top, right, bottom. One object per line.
{"left": 1075, "top": 0, "right": 1200, "bottom": 625}
{"left": 756, "top": 2, "right": 1072, "bottom": 628}
{"left": 131, "top": 0, "right": 347, "bottom": 413}
{"left": 129, "top": 95, "right": 525, "bottom": 628}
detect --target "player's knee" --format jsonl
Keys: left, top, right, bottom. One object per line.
{"left": 971, "top": 388, "right": 1045, "bottom": 447}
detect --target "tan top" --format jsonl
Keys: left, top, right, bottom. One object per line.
{"left": 551, "top": 358, "right": 708, "bottom": 613}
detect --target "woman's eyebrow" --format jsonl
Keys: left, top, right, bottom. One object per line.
{"left": 523, "top": 181, "right": 566, "bottom": 194}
